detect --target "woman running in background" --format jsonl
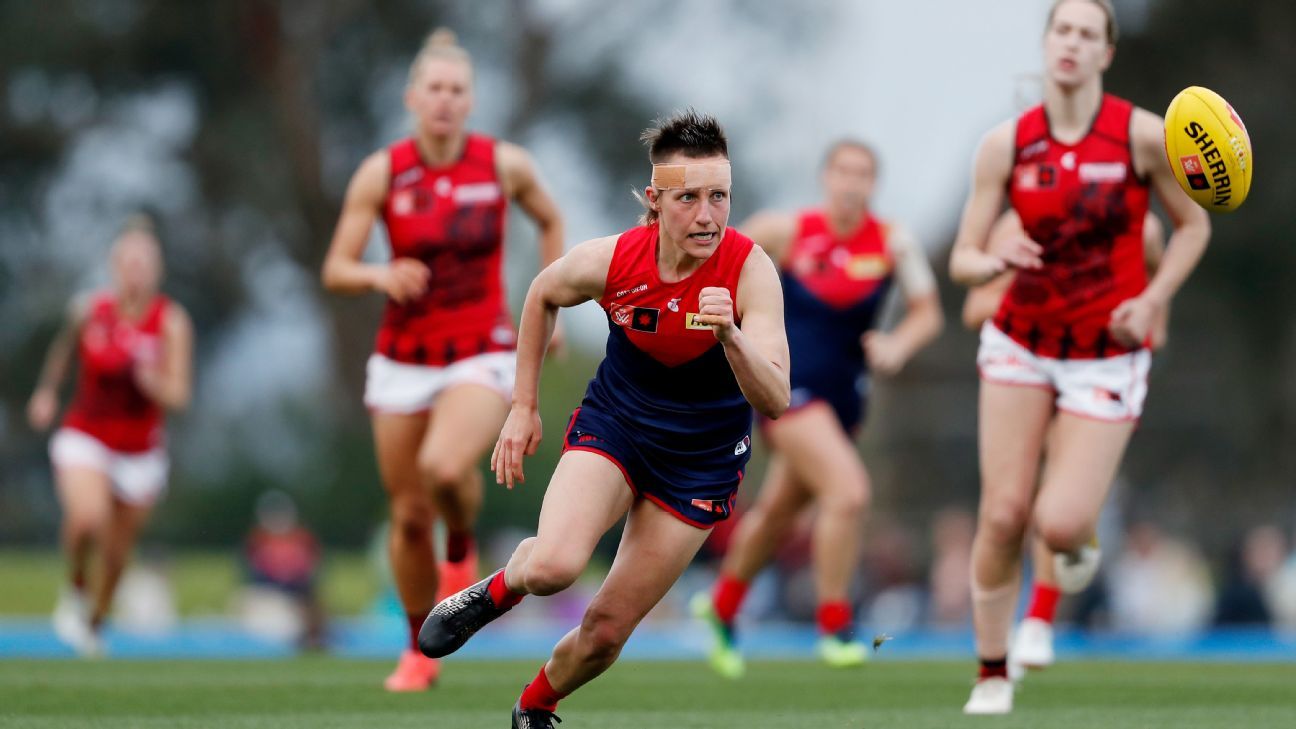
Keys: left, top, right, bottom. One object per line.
{"left": 321, "top": 28, "right": 564, "bottom": 692}
{"left": 963, "top": 208, "right": 1166, "bottom": 679}
{"left": 693, "top": 139, "right": 943, "bottom": 677}
{"left": 949, "top": 0, "right": 1210, "bottom": 713}
{"left": 28, "top": 215, "right": 194, "bottom": 657}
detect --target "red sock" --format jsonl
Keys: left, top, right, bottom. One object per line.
{"left": 519, "top": 665, "right": 568, "bottom": 712}
{"left": 488, "top": 569, "right": 525, "bottom": 609}
{"left": 1025, "top": 583, "right": 1061, "bottom": 623}
{"left": 816, "top": 601, "right": 853, "bottom": 637}
{"left": 407, "top": 612, "right": 425, "bottom": 651}
{"left": 979, "top": 656, "right": 1008, "bottom": 680}
{"left": 446, "top": 531, "right": 474, "bottom": 563}
{"left": 712, "top": 573, "right": 749, "bottom": 625}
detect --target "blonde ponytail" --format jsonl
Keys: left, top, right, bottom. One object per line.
{"left": 408, "top": 27, "right": 473, "bottom": 84}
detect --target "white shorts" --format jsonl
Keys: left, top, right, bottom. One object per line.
{"left": 49, "top": 428, "right": 169, "bottom": 506}
{"left": 363, "top": 351, "right": 516, "bottom": 414}
{"left": 977, "top": 323, "right": 1150, "bottom": 422}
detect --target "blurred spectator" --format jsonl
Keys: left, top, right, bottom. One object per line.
{"left": 773, "top": 512, "right": 818, "bottom": 622}
{"left": 236, "top": 490, "right": 325, "bottom": 649}
{"left": 1215, "top": 524, "right": 1287, "bottom": 626}
{"left": 1108, "top": 521, "right": 1213, "bottom": 635}
{"left": 1269, "top": 544, "right": 1296, "bottom": 634}
{"left": 861, "top": 521, "right": 924, "bottom": 633}
{"left": 927, "top": 507, "right": 975, "bottom": 626}
{"left": 113, "top": 550, "right": 179, "bottom": 636}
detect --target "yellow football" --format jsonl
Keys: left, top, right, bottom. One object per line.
{"left": 1164, "top": 86, "right": 1252, "bottom": 213}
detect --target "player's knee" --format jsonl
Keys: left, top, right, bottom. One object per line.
{"left": 978, "top": 500, "right": 1031, "bottom": 545}
{"left": 101, "top": 547, "right": 127, "bottom": 572}
{"left": 522, "top": 556, "right": 582, "bottom": 596}
{"left": 416, "top": 453, "right": 464, "bottom": 493}
{"left": 579, "top": 608, "right": 631, "bottom": 663}
{"left": 64, "top": 512, "right": 104, "bottom": 542}
{"left": 388, "top": 498, "right": 433, "bottom": 543}
{"left": 827, "top": 481, "right": 870, "bottom": 517}
{"left": 1035, "top": 516, "right": 1089, "bottom": 553}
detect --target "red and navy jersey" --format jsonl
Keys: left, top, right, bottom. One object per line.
{"left": 376, "top": 134, "right": 514, "bottom": 365}
{"left": 581, "top": 224, "right": 755, "bottom": 459}
{"left": 63, "top": 292, "right": 168, "bottom": 452}
{"left": 997, "top": 94, "right": 1151, "bottom": 359}
{"left": 782, "top": 210, "right": 894, "bottom": 384}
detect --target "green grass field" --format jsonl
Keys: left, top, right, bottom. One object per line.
{"left": 1, "top": 659, "right": 1293, "bottom": 728}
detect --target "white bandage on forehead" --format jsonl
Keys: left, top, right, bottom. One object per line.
{"left": 650, "top": 161, "right": 732, "bottom": 190}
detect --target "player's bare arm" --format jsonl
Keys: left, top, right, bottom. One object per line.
{"left": 949, "top": 121, "right": 1042, "bottom": 286}
{"left": 498, "top": 141, "right": 568, "bottom": 352}
{"left": 27, "top": 297, "right": 89, "bottom": 432}
{"left": 962, "top": 211, "right": 1028, "bottom": 330}
{"left": 739, "top": 210, "right": 798, "bottom": 265}
{"left": 320, "top": 152, "right": 430, "bottom": 303}
{"left": 498, "top": 142, "right": 565, "bottom": 271}
{"left": 133, "top": 304, "right": 194, "bottom": 412}
{"left": 492, "top": 236, "right": 617, "bottom": 489}
{"left": 863, "top": 223, "right": 944, "bottom": 376}
{"left": 710, "top": 245, "right": 790, "bottom": 419}
{"left": 1109, "top": 109, "right": 1211, "bottom": 347}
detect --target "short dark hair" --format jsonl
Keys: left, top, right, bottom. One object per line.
{"left": 640, "top": 109, "right": 728, "bottom": 163}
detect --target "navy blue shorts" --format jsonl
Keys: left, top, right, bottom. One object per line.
{"left": 781, "top": 372, "right": 868, "bottom": 434}
{"left": 561, "top": 405, "right": 747, "bottom": 528}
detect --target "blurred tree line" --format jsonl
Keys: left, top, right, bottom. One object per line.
{"left": 0, "top": 0, "right": 1291, "bottom": 564}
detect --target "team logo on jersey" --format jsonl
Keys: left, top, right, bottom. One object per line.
{"left": 434, "top": 176, "right": 453, "bottom": 197}
{"left": 733, "top": 435, "right": 750, "bottom": 456}
{"left": 612, "top": 304, "right": 659, "bottom": 332}
{"left": 1078, "top": 161, "right": 1127, "bottom": 183}
{"left": 667, "top": 297, "right": 681, "bottom": 312}
{"left": 1179, "top": 155, "right": 1210, "bottom": 190}
{"left": 1015, "top": 164, "right": 1056, "bottom": 191}
{"left": 845, "top": 254, "right": 890, "bottom": 280}
{"left": 392, "top": 189, "right": 434, "bottom": 216}
{"left": 684, "top": 313, "right": 712, "bottom": 330}
{"left": 1060, "top": 151, "right": 1077, "bottom": 171}
{"left": 392, "top": 189, "right": 415, "bottom": 216}
{"left": 630, "top": 307, "right": 659, "bottom": 332}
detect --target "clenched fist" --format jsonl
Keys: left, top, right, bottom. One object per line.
{"left": 694, "top": 287, "right": 737, "bottom": 343}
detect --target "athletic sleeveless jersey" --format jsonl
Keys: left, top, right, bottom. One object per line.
{"left": 784, "top": 210, "right": 895, "bottom": 387}
{"left": 997, "top": 94, "right": 1151, "bottom": 359}
{"left": 376, "top": 134, "right": 514, "bottom": 365}
{"left": 63, "top": 292, "right": 168, "bottom": 453}
{"left": 582, "top": 224, "right": 755, "bottom": 470}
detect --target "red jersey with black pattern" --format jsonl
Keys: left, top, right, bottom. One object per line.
{"left": 997, "top": 94, "right": 1150, "bottom": 359}
{"left": 376, "top": 134, "right": 515, "bottom": 366}
{"left": 63, "top": 292, "right": 168, "bottom": 452}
